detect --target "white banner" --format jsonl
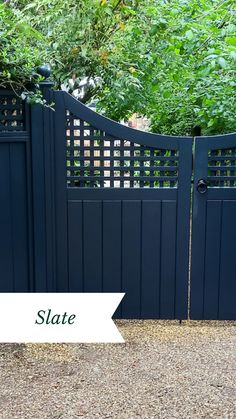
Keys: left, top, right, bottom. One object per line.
{"left": 0, "top": 293, "right": 125, "bottom": 343}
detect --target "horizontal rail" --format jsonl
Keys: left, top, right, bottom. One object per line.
{"left": 208, "top": 156, "right": 236, "bottom": 161}
{"left": 208, "top": 176, "right": 236, "bottom": 181}
{"left": 0, "top": 126, "right": 25, "bottom": 132}
{"left": 67, "top": 135, "right": 116, "bottom": 141}
{"left": 68, "top": 187, "right": 178, "bottom": 200}
{"left": 67, "top": 145, "right": 178, "bottom": 153}
{"left": 208, "top": 165, "right": 236, "bottom": 170}
{"left": 67, "top": 175, "right": 178, "bottom": 182}
{"left": 0, "top": 115, "right": 23, "bottom": 121}
{"left": 0, "top": 104, "right": 22, "bottom": 110}
{"left": 67, "top": 165, "right": 178, "bottom": 172}
{"left": 0, "top": 135, "right": 29, "bottom": 143}
{"left": 66, "top": 155, "right": 179, "bottom": 162}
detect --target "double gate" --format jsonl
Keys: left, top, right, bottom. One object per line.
{"left": 0, "top": 84, "right": 235, "bottom": 319}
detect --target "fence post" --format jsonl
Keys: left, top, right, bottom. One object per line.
{"left": 30, "top": 76, "right": 56, "bottom": 291}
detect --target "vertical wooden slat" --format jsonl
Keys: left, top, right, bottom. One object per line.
{"left": 99, "top": 131, "right": 105, "bottom": 188}
{"left": 0, "top": 143, "right": 13, "bottom": 290}
{"left": 68, "top": 201, "right": 83, "bottom": 291}
{"left": 31, "top": 102, "right": 48, "bottom": 291}
{"left": 109, "top": 139, "right": 114, "bottom": 188}
{"left": 90, "top": 127, "right": 95, "bottom": 187}
{"left": 10, "top": 143, "right": 29, "bottom": 291}
{"left": 53, "top": 91, "right": 69, "bottom": 291}
{"left": 120, "top": 139, "right": 124, "bottom": 188}
{"left": 42, "top": 88, "right": 57, "bottom": 291}
{"left": 70, "top": 112, "right": 75, "bottom": 187}
{"left": 140, "top": 145, "right": 144, "bottom": 187}
{"left": 160, "top": 201, "right": 177, "bottom": 318}
{"left": 141, "top": 201, "right": 161, "bottom": 318}
{"left": 83, "top": 200, "right": 102, "bottom": 291}
{"left": 149, "top": 148, "right": 154, "bottom": 188}
{"left": 170, "top": 150, "right": 176, "bottom": 187}
{"left": 122, "top": 200, "right": 141, "bottom": 318}
{"left": 159, "top": 150, "right": 165, "bottom": 188}
{"left": 103, "top": 200, "right": 122, "bottom": 317}
{"left": 79, "top": 120, "right": 85, "bottom": 187}
{"left": 203, "top": 200, "right": 222, "bottom": 318}
{"left": 129, "top": 141, "right": 134, "bottom": 188}
{"left": 220, "top": 149, "right": 225, "bottom": 187}
{"left": 25, "top": 135, "right": 34, "bottom": 291}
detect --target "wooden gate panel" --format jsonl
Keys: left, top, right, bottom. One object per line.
{"left": 53, "top": 91, "right": 193, "bottom": 319}
{"left": 191, "top": 134, "right": 236, "bottom": 320}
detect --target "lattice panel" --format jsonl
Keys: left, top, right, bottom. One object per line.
{"left": 66, "top": 112, "right": 179, "bottom": 188}
{"left": 208, "top": 149, "right": 236, "bottom": 187}
{"left": 0, "top": 93, "right": 25, "bottom": 131}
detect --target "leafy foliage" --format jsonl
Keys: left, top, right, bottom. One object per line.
{"left": 0, "top": 2, "right": 48, "bottom": 101}
{"left": 3, "top": 0, "right": 236, "bottom": 134}
{"left": 9, "top": 0, "right": 140, "bottom": 99}
{"left": 97, "top": 0, "right": 236, "bottom": 135}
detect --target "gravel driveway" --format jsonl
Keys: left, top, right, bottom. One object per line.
{"left": 0, "top": 320, "right": 235, "bottom": 419}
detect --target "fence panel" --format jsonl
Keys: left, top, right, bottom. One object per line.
{"left": 0, "top": 91, "right": 33, "bottom": 291}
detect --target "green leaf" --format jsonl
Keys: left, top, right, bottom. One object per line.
{"left": 207, "top": 119, "right": 215, "bottom": 127}
{"left": 185, "top": 30, "right": 194, "bottom": 40}
{"left": 225, "top": 37, "right": 236, "bottom": 46}
{"left": 163, "top": 90, "right": 171, "bottom": 98}
{"left": 218, "top": 57, "right": 226, "bottom": 68}
{"left": 149, "top": 25, "right": 158, "bottom": 36}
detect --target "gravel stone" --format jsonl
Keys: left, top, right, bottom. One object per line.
{"left": 0, "top": 320, "right": 235, "bottom": 418}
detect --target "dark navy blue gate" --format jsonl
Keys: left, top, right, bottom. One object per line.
{"left": 53, "top": 92, "right": 192, "bottom": 319}
{"left": 1, "top": 85, "right": 236, "bottom": 319}
{"left": 191, "top": 134, "right": 236, "bottom": 320}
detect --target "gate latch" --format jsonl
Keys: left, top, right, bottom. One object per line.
{"left": 197, "top": 179, "right": 208, "bottom": 194}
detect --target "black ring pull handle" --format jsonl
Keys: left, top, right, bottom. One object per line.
{"left": 197, "top": 179, "right": 208, "bottom": 194}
